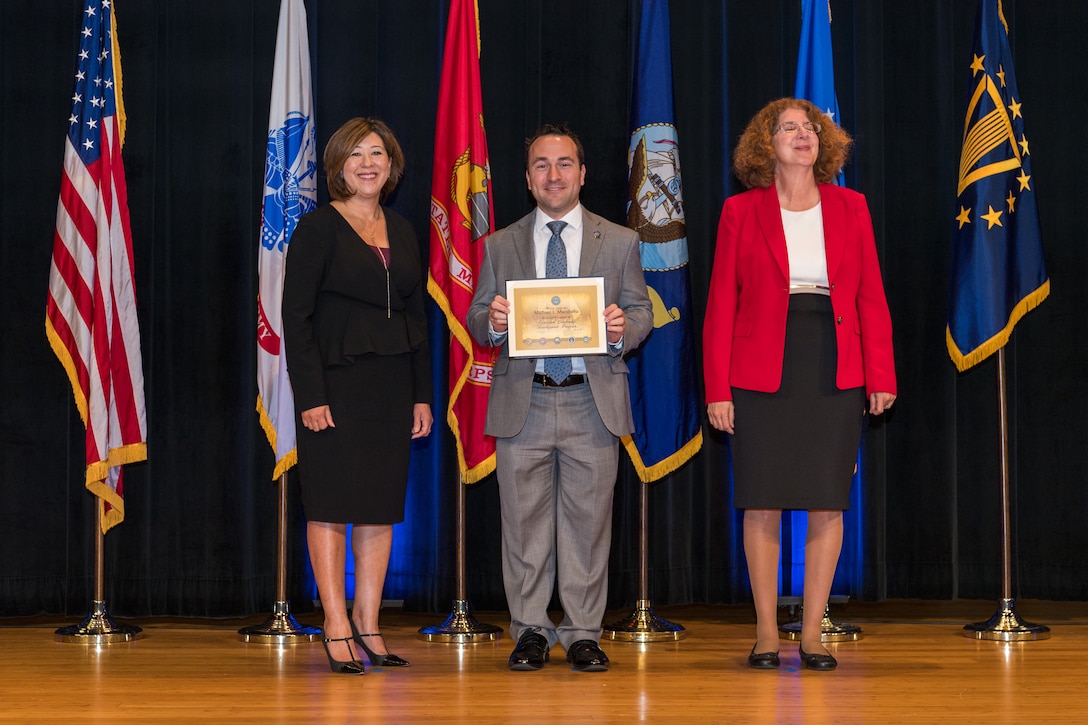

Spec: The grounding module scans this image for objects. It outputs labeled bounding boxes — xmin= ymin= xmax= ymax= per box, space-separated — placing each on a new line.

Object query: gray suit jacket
xmin=467 ymin=208 xmax=652 ymax=438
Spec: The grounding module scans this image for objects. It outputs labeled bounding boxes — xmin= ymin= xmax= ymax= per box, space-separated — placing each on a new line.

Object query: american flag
xmin=46 ymin=0 xmax=147 ymax=534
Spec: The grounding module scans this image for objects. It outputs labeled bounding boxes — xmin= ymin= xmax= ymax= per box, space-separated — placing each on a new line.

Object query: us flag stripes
xmin=46 ymin=0 xmax=147 ymax=533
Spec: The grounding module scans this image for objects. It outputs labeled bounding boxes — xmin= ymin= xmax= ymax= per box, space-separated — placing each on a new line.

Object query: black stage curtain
xmin=3 ymin=0 xmax=1086 ymax=617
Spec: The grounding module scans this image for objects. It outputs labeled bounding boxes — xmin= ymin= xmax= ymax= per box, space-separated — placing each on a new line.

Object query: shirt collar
xmin=534 ymin=204 xmax=583 ymax=234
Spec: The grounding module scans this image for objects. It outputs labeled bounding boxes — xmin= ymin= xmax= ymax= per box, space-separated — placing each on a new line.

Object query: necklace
xmin=373 ymin=244 xmax=390 ymax=319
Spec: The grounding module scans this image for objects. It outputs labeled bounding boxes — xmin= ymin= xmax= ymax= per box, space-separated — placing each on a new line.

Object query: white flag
xmin=256 ymin=0 xmax=316 ymax=479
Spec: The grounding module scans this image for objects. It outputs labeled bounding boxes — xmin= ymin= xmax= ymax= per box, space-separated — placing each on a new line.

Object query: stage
xmin=2 ymin=600 xmax=1082 ymax=723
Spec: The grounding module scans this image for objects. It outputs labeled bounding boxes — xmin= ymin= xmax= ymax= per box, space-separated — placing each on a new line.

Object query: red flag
xmin=46 ymin=1 xmax=147 ymax=533
xmin=427 ymin=0 xmax=496 ymax=483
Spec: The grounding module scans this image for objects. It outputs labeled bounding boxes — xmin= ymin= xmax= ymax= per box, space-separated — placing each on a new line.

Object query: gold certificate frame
xmin=506 ymin=277 xmax=607 ymax=358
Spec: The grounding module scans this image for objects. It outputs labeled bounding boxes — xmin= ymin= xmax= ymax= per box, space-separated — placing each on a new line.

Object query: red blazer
xmin=703 ymin=184 xmax=896 ymax=403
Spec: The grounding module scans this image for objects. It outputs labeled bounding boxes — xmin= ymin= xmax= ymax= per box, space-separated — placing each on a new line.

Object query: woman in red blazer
xmin=703 ymin=99 xmax=896 ymax=671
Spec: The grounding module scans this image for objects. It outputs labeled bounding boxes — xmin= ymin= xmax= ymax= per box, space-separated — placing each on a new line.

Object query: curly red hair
xmin=732 ymin=98 xmax=852 ymax=189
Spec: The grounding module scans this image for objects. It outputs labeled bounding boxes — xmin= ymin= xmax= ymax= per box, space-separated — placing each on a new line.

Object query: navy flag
xmin=622 ymin=0 xmax=702 ymax=482
xmin=947 ymin=0 xmax=1048 ymax=371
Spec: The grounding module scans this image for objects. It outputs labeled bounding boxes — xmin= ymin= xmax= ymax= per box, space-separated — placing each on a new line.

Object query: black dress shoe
xmin=747 ymin=645 xmax=780 ymax=669
xmin=566 ymin=639 xmax=610 ymax=672
xmin=798 ymin=646 xmax=838 ymax=671
xmin=508 ymin=632 xmax=550 ymax=671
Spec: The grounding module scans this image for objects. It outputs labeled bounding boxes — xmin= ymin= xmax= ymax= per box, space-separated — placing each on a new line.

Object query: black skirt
xmin=730 ymin=294 xmax=865 ymax=510
xmin=295 ymin=352 xmax=413 ymax=524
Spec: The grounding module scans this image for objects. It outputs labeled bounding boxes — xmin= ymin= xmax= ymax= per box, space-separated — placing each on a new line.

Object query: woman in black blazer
xmin=282 ymin=118 xmax=432 ymax=675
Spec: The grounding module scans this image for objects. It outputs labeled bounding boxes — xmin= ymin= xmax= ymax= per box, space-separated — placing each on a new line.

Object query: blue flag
xmin=794 ymin=0 xmax=844 ymax=186
xmin=947 ymin=0 xmax=1049 ymax=371
xmin=622 ymin=0 xmax=702 ymax=482
xmin=789 ymin=1 xmax=856 ymax=596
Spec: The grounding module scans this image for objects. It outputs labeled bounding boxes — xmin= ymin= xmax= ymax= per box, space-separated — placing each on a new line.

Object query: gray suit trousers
xmin=496 ymin=381 xmax=618 ymax=650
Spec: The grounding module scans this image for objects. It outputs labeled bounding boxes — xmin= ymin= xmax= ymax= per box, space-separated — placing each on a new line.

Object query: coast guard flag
xmin=794 ymin=0 xmax=844 ymax=186
xmin=623 ymin=0 xmax=702 ymax=482
xmin=427 ymin=0 xmax=497 ymax=483
xmin=46 ymin=0 xmax=147 ymax=533
xmin=947 ymin=0 xmax=1049 ymax=371
xmin=257 ymin=0 xmax=317 ymax=479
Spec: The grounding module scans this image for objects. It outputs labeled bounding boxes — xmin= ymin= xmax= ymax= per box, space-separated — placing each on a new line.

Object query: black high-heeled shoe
xmin=321 ymin=637 xmax=366 ymax=675
xmin=350 ymin=619 xmax=409 ymax=667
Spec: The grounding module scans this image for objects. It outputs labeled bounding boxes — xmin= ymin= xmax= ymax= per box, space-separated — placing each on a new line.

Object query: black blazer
xmin=282 ymin=204 xmax=431 ymax=412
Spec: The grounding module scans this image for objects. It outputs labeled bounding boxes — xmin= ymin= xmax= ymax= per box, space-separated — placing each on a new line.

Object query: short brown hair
xmin=732 ymin=98 xmax=852 ymax=189
xmin=323 ymin=117 xmax=405 ymax=201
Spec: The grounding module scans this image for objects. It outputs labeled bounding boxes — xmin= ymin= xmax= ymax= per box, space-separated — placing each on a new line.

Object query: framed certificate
xmin=506 ymin=277 xmax=607 ymax=358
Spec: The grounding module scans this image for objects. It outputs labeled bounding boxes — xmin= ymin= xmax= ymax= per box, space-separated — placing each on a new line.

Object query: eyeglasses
xmin=774 ymin=121 xmax=821 ymax=135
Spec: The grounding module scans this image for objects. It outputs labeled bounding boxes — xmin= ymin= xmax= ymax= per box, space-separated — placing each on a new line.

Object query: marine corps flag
xmin=47 ymin=0 xmax=147 ymax=533
xmin=622 ymin=0 xmax=702 ymax=482
xmin=256 ymin=0 xmax=317 ymax=479
xmin=428 ymin=0 xmax=497 ymax=483
xmin=947 ymin=0 xmax=1048 ymax=371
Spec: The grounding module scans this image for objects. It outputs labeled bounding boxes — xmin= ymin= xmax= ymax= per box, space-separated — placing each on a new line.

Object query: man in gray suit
xmin=467 ymin=123 xmax=652 ymax=672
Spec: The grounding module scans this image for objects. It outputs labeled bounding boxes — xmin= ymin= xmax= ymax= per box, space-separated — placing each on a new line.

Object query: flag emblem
xmin=627 ymin=124 xmax=687 ymax=273
xmin=261 ymin=111 xmax=317 ymax=254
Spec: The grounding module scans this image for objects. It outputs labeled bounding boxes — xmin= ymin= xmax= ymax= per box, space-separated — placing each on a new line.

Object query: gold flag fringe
xmin=622 ymin=430 xmax=704 ymax=484
xmin=947 ymin=279 xmax=1050 ymax=372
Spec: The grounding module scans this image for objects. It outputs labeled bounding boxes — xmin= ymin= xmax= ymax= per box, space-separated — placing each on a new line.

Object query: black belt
xmin=533 ymin=373 xmax=586 ymax=388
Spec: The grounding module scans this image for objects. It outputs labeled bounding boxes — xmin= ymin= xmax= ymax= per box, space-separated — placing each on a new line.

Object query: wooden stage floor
xmin=2 ymin=599 xmax=1085 ymax=723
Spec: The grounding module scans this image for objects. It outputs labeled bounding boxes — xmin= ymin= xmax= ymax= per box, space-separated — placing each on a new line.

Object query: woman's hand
xmin=869 ymin=392 xmax=896 ymax=416
xmin=707 ymin=400 xmax=735 ymax=434
xmin=301 ymin=405 xmax=335 ymax=432
xmin=411 ymin=403 xmax=434 ymax=439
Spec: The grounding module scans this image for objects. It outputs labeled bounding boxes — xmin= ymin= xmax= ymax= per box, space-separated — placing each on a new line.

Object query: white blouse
xmin=781 ymin=203 xmax=829 ymax=292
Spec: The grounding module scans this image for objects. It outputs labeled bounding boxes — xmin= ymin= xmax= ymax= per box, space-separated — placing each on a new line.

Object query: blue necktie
xmin=543 ymin=220 xmax=572 ymax=383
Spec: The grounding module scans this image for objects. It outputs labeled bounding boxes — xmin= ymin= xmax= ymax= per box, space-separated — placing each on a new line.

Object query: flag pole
xmin=239 ymin=473 xmax=322 ymax=643
xmin=419 ymin=473 xmax=502 ymax=642
xmin=963 ymin=349 xmax=1049 ymax=641
xmin=55 ymin=505 xmax=141 ymax=643
xmin=604 ymin=480 xmax=685 ymax=641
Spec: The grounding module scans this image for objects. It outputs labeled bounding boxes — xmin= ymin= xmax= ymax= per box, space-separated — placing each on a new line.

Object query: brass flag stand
xmin=56 ymin=506 xmax=141 ymax=644
xmin=779 ymin=600 xmax=862 ymax=642
xmin=962 ymin=350 xmax=1049 ymax=641
xmin=605 ymin=482 xmax=685 ymax=642
xmin=419 ymin=474 xmax=502 ymax=643
xmin=239 ymin=474 xmax=321 ymax=644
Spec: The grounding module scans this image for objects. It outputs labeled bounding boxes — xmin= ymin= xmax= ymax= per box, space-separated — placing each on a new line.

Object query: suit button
xmin=837 ymin=316 xmax=843 ymax=324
